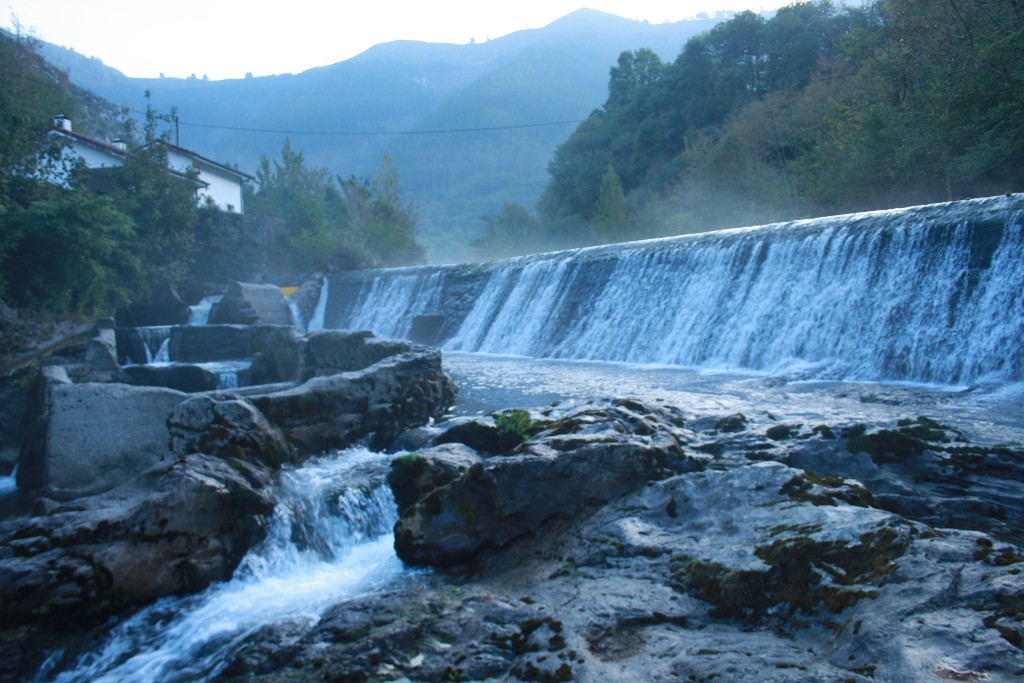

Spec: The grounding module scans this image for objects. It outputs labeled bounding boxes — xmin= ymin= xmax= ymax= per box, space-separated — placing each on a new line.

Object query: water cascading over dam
xmin=323 ymin=196 xmax=1024 ymax=386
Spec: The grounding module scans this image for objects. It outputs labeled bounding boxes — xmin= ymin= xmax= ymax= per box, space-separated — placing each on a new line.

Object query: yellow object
xmin=280 ymin=287 xmax=298 ymax=297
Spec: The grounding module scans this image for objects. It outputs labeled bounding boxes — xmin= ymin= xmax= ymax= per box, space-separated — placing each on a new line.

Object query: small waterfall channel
xmin=187 ymin=295 xmax=223 ymax=326
xmin=36 ymin=449 xmax=406 ymax=683
xmin=124 ymin=295 xmax=247 ymax=389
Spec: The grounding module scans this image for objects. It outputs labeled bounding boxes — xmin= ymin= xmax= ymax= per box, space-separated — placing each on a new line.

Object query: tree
xmin=0 ymin=28 xmax=76 ymax=212
xmin=248 ymin=142 xmax=424 ymax=271
xmin=1 ymin=191 xmax=138 ymax=314
xmin=471 ymin=203 xmax=542 ymax=259
xmin=348 ymin=154 xmax=424 ymax=267
xmin=109 ymin=100 xmax=200 ymax=294
xmin=593 ymin=165 xmax=630 ymax=243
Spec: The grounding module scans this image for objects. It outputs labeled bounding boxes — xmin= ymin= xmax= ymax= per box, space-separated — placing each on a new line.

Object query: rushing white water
xmin=136 ymin=326 xmax=173 ymax=365
xmin=187 ymin=295 xmax=223 ymax=326
xmin=0 ymin=465 xmax=16 ymax=495
xmin=189 ymin=360 xmax=251 ymax=390
xmin=42 ymin=449 xmax=405 ymax=683
xmin=330 ymin=196 xmax=1024 ymax=386
xmin=287 ymin=297 xmax=306 ymax=332
xmin=345 ymin=271 xmax=445 ymax=334
xmin=307 ymin=277 xmax=329 ymax=332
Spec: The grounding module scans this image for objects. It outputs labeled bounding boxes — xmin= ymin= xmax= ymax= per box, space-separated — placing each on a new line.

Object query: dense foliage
xmin=246 ymin=142 xmax=424 ymax=271
xmin=531 ymin=0 xmax=1024 ymax=248
xmin=0 ymin=31 xmax=424 ymax=318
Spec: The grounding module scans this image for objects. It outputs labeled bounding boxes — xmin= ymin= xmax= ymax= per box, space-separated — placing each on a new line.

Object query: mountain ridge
xmin=36 ymin=8 xmax=730 ymax=261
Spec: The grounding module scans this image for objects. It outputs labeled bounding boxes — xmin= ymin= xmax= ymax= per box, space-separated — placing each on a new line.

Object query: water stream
xmin=187 ymin=296 xmax=223 ymax=326
xmin=307 ymin=277 xmax=329 ymax=332
xmin=37 ymin=449 xmax=406 ymax=683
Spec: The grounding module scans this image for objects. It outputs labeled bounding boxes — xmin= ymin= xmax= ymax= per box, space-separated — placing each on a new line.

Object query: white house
xmin=48 ymin=115 xmax=253 ymax=213
xmin=160 ymin=142 xmax=253 ymax=213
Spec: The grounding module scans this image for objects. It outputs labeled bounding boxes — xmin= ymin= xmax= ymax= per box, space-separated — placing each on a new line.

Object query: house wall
xmin=67 ymin=143 xmax=123 ymax=169
xmin=166 ymin=149 xmax=244 ymax=213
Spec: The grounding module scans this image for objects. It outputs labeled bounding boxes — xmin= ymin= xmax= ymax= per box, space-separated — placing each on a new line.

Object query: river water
xmin=444 ymin=353 xmax=1024 ymax=445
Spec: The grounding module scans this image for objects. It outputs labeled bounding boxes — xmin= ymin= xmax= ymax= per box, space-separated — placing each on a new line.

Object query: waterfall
xmin=137 ymin=326 xmax=172 ymax=364
xmin=329 ymin=196 xmax=1024 ymax=386
xmin=187 ymin=295 xmax=223 ymax=326
xmin=40 ymin=449 xmax=405 ymax=683
xmin=345 ymin=271 xmax=445 ymax=338
xmin=0 ymin=465 xmax=16 ymax=495
xmin=307 ymin=277 xmax=329 ymax=331
xmin=287 ymin=297 xmax=306 ymax=332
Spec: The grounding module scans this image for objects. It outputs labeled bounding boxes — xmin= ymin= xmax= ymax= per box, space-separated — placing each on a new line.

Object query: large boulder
xmin=167 ymin=394 xmax=294 ymax=468
xmin=388 ymin=443 xmax=483 ymax=514
xmin=0 ymin=453 xmax=274 ymax=627
xmin=249 ymin=325 xmax=303 ymax=385
xmin=300 ymin=330 xmax=416 ymax=380
xmin=393 ymin=400 xmax=709 ymax=566
xmin=83 ymin=328 xmax=117 ymax=372
xmin=209 ymin=281 xmax=291 ymax=326
xmin=20 ymin=380 xmax=186 ymax=499
xmin=254 ymin=349 xmax=458 ymax=454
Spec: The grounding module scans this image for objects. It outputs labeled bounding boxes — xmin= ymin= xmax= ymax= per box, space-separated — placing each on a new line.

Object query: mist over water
xmin=328 ymin=196 xmax=1024 ymax=387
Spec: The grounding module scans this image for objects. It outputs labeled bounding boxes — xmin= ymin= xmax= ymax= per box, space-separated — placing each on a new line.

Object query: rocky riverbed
xmin=2 ymin=341 xmax=1022 ymax=682
xmin=219 ymin=391 xmax=1024 ymax=683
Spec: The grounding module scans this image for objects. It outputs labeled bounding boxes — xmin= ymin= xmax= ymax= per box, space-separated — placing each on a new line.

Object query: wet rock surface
xmin=208 ymin=281 xmax=292 ymax=326
xmin=254 ymin=349 xmax=458 ymax=454
xmin=396 ymin=401 xmax=709 ymax=566
xmin=0 ymin=326 xmax=460 ymax=681
xmin=229 ymin=399 xmax=1024 ymax=683
xmin=0 ymin=453 xmax=275 ymax=679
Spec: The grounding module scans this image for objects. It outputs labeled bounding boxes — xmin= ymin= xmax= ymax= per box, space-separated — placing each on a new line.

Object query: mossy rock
xmin=388 ymin=453 xmax=431 ymax=513
xmin=845 ymin=417 xmax=955 ymax=464
xmin=715 ymin=413 xmax=748 ymax=433
xmin=766 ymin=424 xmax=799 ymax=441
xmin=780 ymin=472 xmax=875 ymax=508
xmin=671 ymin=524 xmax=906 ymax=617
xmin=437 ymin=411 xmax=543 ymax=455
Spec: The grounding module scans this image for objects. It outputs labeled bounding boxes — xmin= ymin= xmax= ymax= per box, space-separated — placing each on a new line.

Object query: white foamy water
xmin=187 ymin=295 xmax=223 ymax=326
xmin=331 ymin=196 xmax=1024 ymax=386
xmin=306 ymin=277 xmax=329 ymax=332
xmin=40 ymin=449 xmax=405 ymax=683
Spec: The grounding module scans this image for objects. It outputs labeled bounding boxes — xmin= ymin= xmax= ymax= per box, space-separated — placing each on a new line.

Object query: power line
xmin=176 ymin=118 xmax=587 ymax=136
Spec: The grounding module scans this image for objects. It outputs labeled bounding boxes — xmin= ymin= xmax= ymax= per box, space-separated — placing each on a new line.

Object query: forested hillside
xmin=38 ymin=9 xmax=724 ymax=262
xmin=518 ymin=0 xmax=1023 ymax=255
xmin=0 ymin=30 xmax=423 ymax=331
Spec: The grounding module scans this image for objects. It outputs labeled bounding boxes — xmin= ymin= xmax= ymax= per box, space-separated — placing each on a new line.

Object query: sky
xmin=3 ymin=0 xmax=791 ymax=80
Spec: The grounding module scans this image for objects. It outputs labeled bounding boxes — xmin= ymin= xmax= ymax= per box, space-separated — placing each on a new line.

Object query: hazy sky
xmin=3 ymin=0 xmax=790 ymax=80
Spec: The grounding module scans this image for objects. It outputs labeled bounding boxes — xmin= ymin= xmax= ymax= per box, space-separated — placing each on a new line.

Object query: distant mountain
xmin=38 ymin=9 xmax=727 ymax=262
